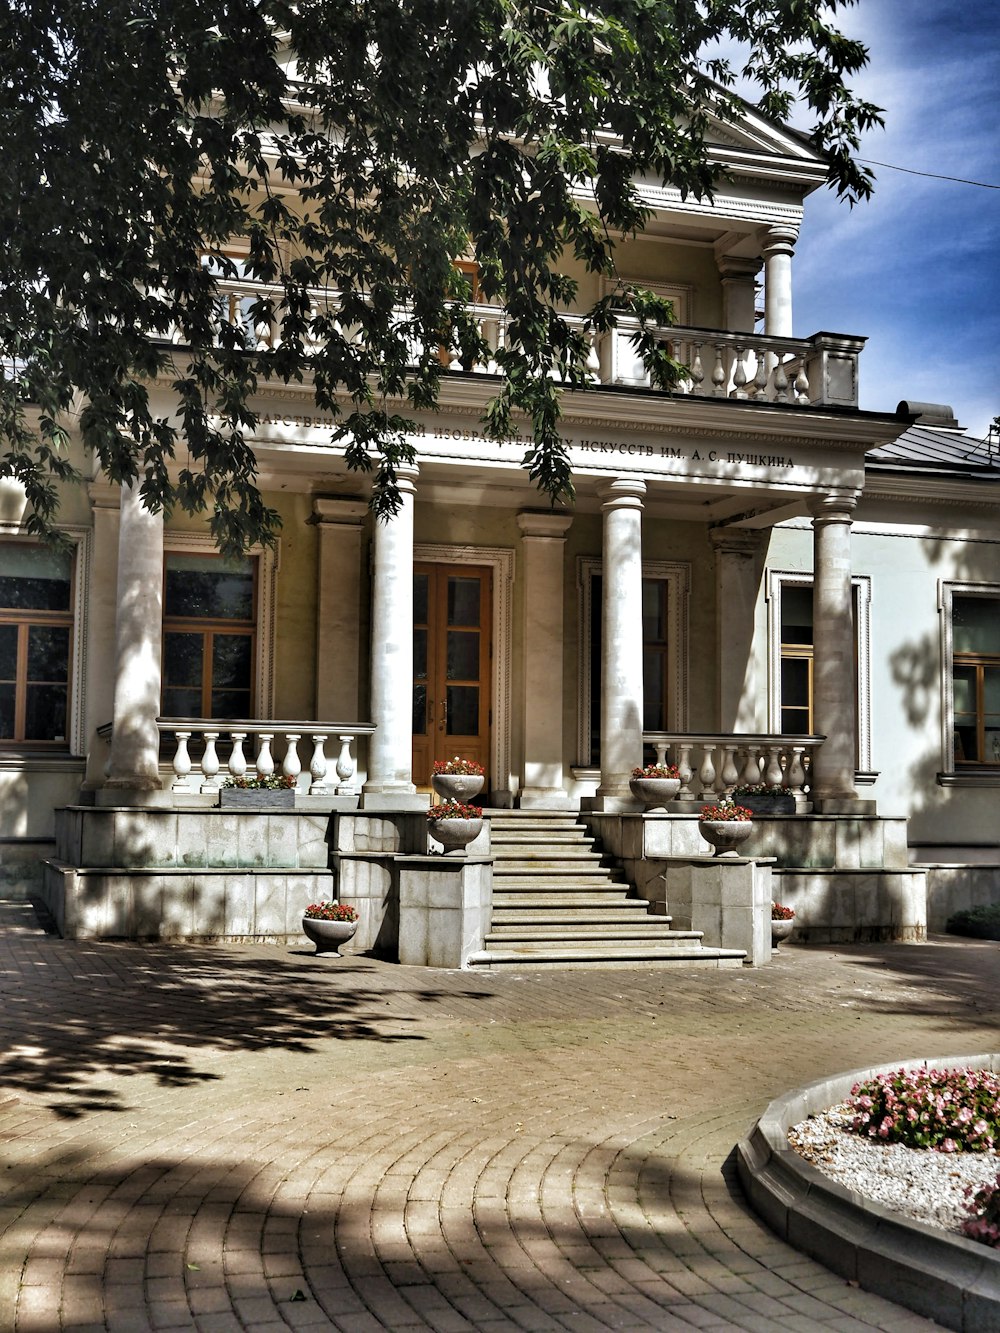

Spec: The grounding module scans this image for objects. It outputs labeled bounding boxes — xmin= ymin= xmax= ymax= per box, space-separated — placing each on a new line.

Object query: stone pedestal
xmin=517 ymin=511 xmax=575 ymax=808
xmin=397 ymin=855 xmax=493 ymax=968
xmin=594 ymin=478 xmax=645 ymax=811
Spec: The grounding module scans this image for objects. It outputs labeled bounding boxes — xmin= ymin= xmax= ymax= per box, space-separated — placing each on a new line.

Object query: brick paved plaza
xmin=1 ymin=900 xmax=998 ymax=1331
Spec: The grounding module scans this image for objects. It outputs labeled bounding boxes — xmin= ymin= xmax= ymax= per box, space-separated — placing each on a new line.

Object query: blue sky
xmin=791 ymin=0 xmax=1000 ymax=438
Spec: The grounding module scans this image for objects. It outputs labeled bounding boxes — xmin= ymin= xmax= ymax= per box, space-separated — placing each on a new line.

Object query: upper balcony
xmin=188 ymin=280 xmax=865 ymax=412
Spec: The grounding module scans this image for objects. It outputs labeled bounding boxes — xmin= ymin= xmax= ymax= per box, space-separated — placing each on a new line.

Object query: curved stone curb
xmin=736 ymin=1053 xmax=1000 ymax=1332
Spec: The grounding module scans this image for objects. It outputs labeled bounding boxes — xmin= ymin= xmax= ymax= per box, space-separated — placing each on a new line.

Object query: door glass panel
xmin=781 ymin=657 xmax=810 ymax=708
xmin=447 ymin=577 xmax=480 ymax=627
xmin=212 ymin=634 xmax=252 ymax=688
xmin=25 ymin=685 xmax=67 ymax=740
xmin=165 ymin=554 xmax=254 ymax=620
xmin=0 ymin=683 xmax=14 ymax=737
xmin=0 ymin=624 xmax=16 ymax=679
xmin=413 ymin=574 xmax=429 ymax=626
xmin=952 ymin=665 xmax=975 ymax=716
xmin=162 ymin=687 xmax=203 ymax=717
xmin=953 ymin=596 xmax=1000 ymax=655
xmin=27 ymin=625 xmax=70 ymax=681
xmin=413 ymin=628 xmax=427 ymax=680
xmin=642 ymin=579 xmax=665 ymax=641
xmin=210 ymin=689 xmax=251 ymax=718
xmin=643 ymin=649 xmax=665 ymax=730
xmin=446 ymin=685 xmax=479 ymax=735
xmin=412 ymin=684 xmax=427 ymax=735
xmin=446 ymin=630 xmax=479 ymax=681
xmin=164 ymin=633 xmax=204 ymax=689
xmin=781 ymin=586 xmax=813 ymax=646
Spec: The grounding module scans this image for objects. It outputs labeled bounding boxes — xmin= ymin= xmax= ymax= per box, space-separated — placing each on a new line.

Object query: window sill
xmin=937 ymin=769 xmax=1000 ymax=788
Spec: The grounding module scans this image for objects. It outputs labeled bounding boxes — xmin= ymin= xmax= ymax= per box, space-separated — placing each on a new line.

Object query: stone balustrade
xmin=191 ymin=281 xmax=862 ymax=410
xmin=642 ymin=732 xmax=824 ymax=805
xmin=155 ymin=720 xmax=375 ymax=796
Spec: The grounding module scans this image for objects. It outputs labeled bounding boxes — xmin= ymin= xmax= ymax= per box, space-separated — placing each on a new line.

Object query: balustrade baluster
xmin=282 ymin=734 xmax=302 ymax=785
xmin=739 ymin=746 xmax=761 ymax=788
xmin=336 ymin=735 xmax=357 ymax=793
xmin=764 ymin=745 xmax=784 ymax=788
xmin=201 ymin=731 xmax=221 ymax=791
xmin=711 ymin=345 xmax=727 ymax=396
xmin=720 ymin=744 xmax=740 ymax=792
xmin=585 ymin=332 xmax=601 ymax=382
xmin=773 ymin=358 xmax=790 ymax=403
xmin=688 ymin=344 xmax=705 ymax=395
xmin=752 ymin=350 xmax=770 ymax=400
xmin=794 ymin=363 xmax=810 ymax=404
xmin=654 ymin=741 xmax=668 ymax=766
xmin=308 ymin=734 xmax=329 ymax=794
xmin=228 ymin=732 xmax=248 ymax=780
xmin=675 ymin=744 xmax=695 ymax=800
xmin=698 ymin=744 xmax=718 ymax=799
xmin=788 ymin=745 xmax=807 ymax=799
xmin=731 ymin=347 xmax=749 ymax=399
xmin=171 ymin=732 xmax=194 ymax=791
xmin=255 ymin=734 xmax=275 ymax=779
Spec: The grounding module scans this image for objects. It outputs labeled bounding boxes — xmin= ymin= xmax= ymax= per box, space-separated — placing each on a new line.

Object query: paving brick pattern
xmin=2 ymin=898 xmax=998 ymax=1331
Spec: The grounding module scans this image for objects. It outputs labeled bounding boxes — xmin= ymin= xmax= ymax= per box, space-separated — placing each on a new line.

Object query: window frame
xmin=766 ymin=569 xmax=872 ymax=776
xmin=0 ymin=531 xmax=89 ymax=754
xmin=577 ymin=556 xmax=690 ymax=766
xmin=161 ymin=534 xmax=277 ymax=723
xmin=938 ymin=581 xmax=1000 ymax=783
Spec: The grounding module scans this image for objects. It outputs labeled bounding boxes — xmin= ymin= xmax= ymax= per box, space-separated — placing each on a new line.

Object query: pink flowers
xmin=846 ymin=1066 xmax=1000 ymax=1153
xmin=631 ymin=763 xmax=680 ymax=779
xmin=431 ymin=756 xmax=485 ymax=776
xmin=427 ymin=799 xmax=483 ymax=820
xmin=303 ymin=901 xmax=358 ymax=922
xmin=963 ymin=1174 xmax=1000 ymax=1248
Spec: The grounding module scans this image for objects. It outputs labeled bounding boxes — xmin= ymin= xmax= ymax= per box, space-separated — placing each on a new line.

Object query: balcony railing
xmin=190 ymin=281 xmax=862 ymax=410
xmin=642 ymin=732 xmax=825 ymax=805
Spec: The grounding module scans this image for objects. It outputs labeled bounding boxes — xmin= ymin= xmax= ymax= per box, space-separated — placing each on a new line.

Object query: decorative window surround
xmin=162 ymin=532 xmax=277 ymax=721
xmin=938 ymin=580 xmax=1000 ymax=785
xmin=576 ymin=556 xmax=690 ymax=766
xmin=765 ymin=569 xmax=872 ymax=775
xmin=0 ymin=528 xmax=91 ymax=757
xmin=413 ymin=543 xmax=514 ymax=798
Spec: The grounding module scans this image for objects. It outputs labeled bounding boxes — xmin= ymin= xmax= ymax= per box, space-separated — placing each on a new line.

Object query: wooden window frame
xmin=942 ymin=586 xmax=1000 ymax=771
xmin=0 ymin=544 xmax=77 ymax=749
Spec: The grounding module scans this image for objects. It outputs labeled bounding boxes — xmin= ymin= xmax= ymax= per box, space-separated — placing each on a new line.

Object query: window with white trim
xmin=767 ymin=571 xmax=872 ymax=772
xmin=161 ymin=553 xmax=257 ymax=720
xmin=941 ymin=584 xmax=1000 ymax=769
xmin=577 ymin=557 xmax=689 ymax=766
xmin=0 ymin=544 xmax=74 ymax=745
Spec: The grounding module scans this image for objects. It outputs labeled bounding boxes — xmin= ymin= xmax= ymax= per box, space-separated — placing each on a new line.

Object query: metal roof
xmin=867 ymin=421 xmax=1000 ymax=478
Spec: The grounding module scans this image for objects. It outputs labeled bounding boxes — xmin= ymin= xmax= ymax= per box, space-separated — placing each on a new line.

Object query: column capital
xmin=716 ymin=254 xmax=763 ymax=282
xmin=761 ymin=224 xmax=799 ymax=257
xmin=600 ymin=477 xmax=646 ymax=511
xmin=809 ymin=492 xmax=859 ymax=523
xmin=709 ymin=525 xmax=765 ymax=557
xmin=311 ymin=495 xmax=368 ymax=526
xmin=517 ymin=510 xmax=573 ymax=540
xmin=87 ymin=481 xmax=122 ymax=511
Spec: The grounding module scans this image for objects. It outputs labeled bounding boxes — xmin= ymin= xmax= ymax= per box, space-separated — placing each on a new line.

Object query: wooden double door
xmin=412 ymin=563 xmax=491 ymax=789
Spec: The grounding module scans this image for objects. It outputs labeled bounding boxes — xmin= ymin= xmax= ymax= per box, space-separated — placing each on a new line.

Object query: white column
xmin=762 ymin=226 xmax=798 ymax=338
xmin=361 ymin=464 xmax=423 ymax=808
xmin=102 ymin=481 xmax=164 ymax=799
xmin=717 ymin=255 xmax=762 ymax=334
xmin=81 ymin=483 xmax=120 ymax=790
xmin=313 ymin=496 xmax=367 ymax=723
xmin=595 ymin=478 xmax=645 ymax=811
xmin=517 ymin=511 xmax=574 ymax=809
xmin=810 ymin=494 xmax=863 ymax=808
xmin=710 ymin=526 xmax=766 ymax=732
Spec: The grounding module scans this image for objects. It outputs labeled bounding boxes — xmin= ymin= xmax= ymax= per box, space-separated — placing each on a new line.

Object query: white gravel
xmin=789 ymin=1102 xmax=1000 ymax=1237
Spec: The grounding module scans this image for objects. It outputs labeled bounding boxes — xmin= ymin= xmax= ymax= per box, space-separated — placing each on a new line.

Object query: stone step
xmin=490 ymin=845 xmax=602 ymax=860
xmin=487 ymin=924 xmax=692 ymax=942
xmin=494 ymin=861 xmax=621 ymax=876
xmin=490 ymin=832 xmax=596 ymax=846
xmin=468 ymin=945 xmax=746 ymax=970
xmin=492 ymin=895 xmax=648 ymax=911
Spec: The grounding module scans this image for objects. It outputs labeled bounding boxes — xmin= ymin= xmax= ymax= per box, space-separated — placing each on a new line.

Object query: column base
xmin=812 ymin=797 xmax=878 ymax=815
xmin=518 ymin=788 xmax=577 ymax=811
xmin=360 ymin=787 xmax=427 ymax=812
xmin=96 ymin=785 xmax=173 ymax=808
xmin=591 ymin=792 xmax=643 ymax=813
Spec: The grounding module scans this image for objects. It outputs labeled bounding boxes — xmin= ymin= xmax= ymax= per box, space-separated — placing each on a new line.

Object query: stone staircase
xmin=468 ymin=810 xmax=745 ymax=969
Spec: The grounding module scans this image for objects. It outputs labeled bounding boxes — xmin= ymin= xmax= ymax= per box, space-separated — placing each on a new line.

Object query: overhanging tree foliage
xmin=0 ymin=0 xmax=882 ymax=554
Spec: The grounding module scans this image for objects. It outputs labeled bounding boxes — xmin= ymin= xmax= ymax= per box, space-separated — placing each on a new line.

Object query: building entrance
xmin=412 ymin=564 xmax=492 ymax=789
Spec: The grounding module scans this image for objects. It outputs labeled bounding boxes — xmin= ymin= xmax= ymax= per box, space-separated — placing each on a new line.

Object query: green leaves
xmin=1 ymin=0 xmax=881 ymax=550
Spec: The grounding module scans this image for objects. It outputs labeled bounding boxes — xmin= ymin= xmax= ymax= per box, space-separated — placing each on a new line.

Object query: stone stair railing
xmin=156 ymin=719 xmax=375 ymax=796
xmin=642 ymin=732 xmax=825 ymax=805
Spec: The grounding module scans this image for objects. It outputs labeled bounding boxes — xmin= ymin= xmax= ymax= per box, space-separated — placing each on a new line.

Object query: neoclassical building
xmin=3 ymin=104 xmax=998 ymax=964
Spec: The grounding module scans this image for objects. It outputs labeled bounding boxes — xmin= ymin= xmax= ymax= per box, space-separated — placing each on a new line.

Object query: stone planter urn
xmin=428 ymin=815 xmax=484 ymax=853
xmin=301 ymin=917 xmax=358 ymax=955
xmin=770 ymin=917 xmax=795 ymax=949
xmin=432 ymin=772 xmax=485 ymax=803
xmin=698 ymin=819 xmax=754 ymax=857
xmin=629 ymin=777 xmax=681 ymax=809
